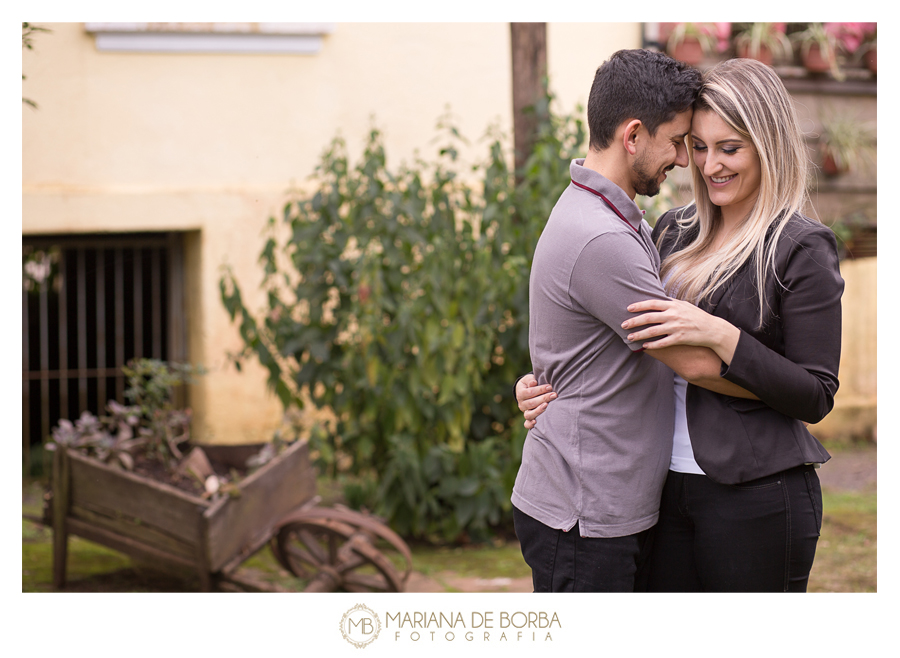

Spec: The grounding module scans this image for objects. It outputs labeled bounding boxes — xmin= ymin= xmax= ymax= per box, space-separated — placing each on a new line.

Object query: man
xmin=511 ymin=49 xmax=745 ymax=592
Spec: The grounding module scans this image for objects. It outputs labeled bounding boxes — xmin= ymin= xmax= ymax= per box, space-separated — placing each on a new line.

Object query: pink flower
xmin=714 ymin=22 xmax=732 ymax=53
xmin=826 ymin=22 xmax=876 ymax=53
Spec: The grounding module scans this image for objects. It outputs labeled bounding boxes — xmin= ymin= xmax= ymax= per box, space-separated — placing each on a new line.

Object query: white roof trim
xmin=84 ymin=23 xmax=336 ymax=35
xmin=84 ymin=22 xmax=335 ymax=54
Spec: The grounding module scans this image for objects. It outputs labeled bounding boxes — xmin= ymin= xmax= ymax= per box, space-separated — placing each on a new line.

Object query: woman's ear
xmin=622 ymin=119 xmax=642 ymax=156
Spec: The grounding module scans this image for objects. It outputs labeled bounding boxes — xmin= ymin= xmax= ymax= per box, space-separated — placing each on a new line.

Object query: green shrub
xmin=220 ymin=94 xmax=673 ymax=542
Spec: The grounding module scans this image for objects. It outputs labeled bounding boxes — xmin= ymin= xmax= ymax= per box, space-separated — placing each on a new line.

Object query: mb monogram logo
xmin=340 ymin=604 xmax=382 ymax=648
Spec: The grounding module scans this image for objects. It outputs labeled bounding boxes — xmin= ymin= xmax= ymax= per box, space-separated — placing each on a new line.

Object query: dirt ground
xmin=24 ymin=445 xmax=875 ymax=594
xmin=815 ymin=444 xmax=877 ymax=492
xmin=406 ymin=444 xmax=878 ymax=593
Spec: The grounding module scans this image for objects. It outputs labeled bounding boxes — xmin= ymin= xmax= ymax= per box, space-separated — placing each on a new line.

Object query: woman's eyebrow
xmin=691 ymin=135 xmax=744 ymax=145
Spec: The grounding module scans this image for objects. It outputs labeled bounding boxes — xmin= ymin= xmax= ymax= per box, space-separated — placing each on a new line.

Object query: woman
xmin=515 ymin=58 xmax=843 ymax=592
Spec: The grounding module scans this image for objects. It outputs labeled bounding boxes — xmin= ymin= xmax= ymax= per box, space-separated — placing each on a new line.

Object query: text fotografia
xmin=386 ymin=611 xmax=561 ymax=642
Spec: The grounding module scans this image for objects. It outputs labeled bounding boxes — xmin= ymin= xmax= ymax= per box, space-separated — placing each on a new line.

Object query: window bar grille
xmin=114 ymin=248 xmax=125 ymax=400
xmin=134 ymin=249 xmax=143 ymax=359
xmin=22 ymin=283 xmax=30 ymax=473
xmin=59 ymin=252 xmax=69 ymax=425
xmin=167 ymin=234 xmax=187 ymax=408
xmin=151 ymin=247 xmax=162 ymax=358
xmin=96 ymin=248 xmax=107 ymax=407
xmin=76 ymin=248 xmax=88 ymax=412
xmin=39 ymin=277 xmax=50 ymax=455
xmin=23 ymin=234 xmax=182 ymax=473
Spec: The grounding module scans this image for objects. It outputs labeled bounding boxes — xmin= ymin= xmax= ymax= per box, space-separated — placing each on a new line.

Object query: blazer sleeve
xmin=720 ymin=224 xmax=844 ymax=424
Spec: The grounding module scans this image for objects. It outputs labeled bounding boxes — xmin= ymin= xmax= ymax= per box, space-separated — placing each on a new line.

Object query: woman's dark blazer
xmin=652 ymin=208 xmax=844 ymax=485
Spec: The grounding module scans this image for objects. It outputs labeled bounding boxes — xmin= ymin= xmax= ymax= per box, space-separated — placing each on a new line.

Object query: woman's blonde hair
xmin=657 ymin=58 xmax=813 ymax=327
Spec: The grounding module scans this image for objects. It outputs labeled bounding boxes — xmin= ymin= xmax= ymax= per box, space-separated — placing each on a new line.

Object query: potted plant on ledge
xmin=818 ymin=110 xmax=876 ymax=177
xmin=859 ymin=30 xmax=876 ymax=74
xmin=733 ymin=23 xmax=791 ymax=66
xmin=665 ymin=23 xmax=718 ymax=66
xmin=792 ymin=23 xmax=845 ymax=80
xmin=831 ymin=211 xmax=877 ymax=260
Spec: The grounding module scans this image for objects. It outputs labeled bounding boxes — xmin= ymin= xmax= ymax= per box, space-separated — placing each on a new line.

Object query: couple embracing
xmin=511 ymin=49 xmax=843 ymax=593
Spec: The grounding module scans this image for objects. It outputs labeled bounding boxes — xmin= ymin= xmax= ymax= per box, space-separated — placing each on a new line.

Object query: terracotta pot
xmin=803 ymin=43 xmax=832 ymax=73
xmin=822 ymin=149 xmax=847 ymax=177
xmin=864 ymin=48 xmax=876 ymax=73
xmin=737 ymin=43 xmax=773 ymax=66
xmin=672 ymin=37 xmax=705 ymax=66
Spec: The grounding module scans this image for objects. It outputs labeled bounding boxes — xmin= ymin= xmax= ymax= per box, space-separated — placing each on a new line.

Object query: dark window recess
xmin=22 ymin=233 xmax=186 ymax=474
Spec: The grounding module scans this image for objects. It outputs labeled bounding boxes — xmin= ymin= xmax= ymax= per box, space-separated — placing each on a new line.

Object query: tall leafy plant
xmin=220 ymin=97 xmax=590 ymax=541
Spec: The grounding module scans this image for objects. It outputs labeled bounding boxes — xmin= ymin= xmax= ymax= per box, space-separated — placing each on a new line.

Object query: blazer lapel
xmin=700 ymin=265 xmax=747 ymax=317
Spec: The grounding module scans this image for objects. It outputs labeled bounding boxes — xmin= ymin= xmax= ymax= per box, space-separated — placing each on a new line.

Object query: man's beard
xmin=632 ymin=153 xmax=671 ymax=197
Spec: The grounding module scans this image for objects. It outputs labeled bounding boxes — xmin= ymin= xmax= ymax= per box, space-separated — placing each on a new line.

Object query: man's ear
xmin=622 ymin=119 xmax=642 ymax=156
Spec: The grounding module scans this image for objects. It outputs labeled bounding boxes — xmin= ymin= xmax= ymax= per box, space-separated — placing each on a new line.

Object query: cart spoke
xmin=296 ymin=529 xmax=329 ymax=565
xmin=283 ymin=541 xmax=322 ymax=570
xmin=327 ymin=532 xmax=340 ymax=564
xmin=342 ymin=572 xmax=393 ymax=592
xmin=272 ymin=508 xmax=412 ymax=592
xmin=335 ymin=553 xmax=368 ymax=574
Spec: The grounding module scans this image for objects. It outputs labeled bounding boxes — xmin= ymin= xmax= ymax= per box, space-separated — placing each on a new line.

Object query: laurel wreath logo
xmin=340 ymin=604 xmax=382 ymax=648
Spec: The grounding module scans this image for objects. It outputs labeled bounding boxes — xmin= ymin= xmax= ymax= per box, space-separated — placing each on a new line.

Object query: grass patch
xmin=22 ymin=528 xmax=200 ymax=592
xmin=408 ymin=541 xmax=530 ymax=580
xmin=808 ymin=489 xmax=877 ymax=593
xmin=819 ymin=437 xmax=871 ymax=452
xmin=22 ymin=467 xmax=876 ymax=593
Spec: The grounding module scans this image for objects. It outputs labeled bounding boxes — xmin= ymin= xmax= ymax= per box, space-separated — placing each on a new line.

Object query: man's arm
xmin=567 ymin=233 xmax=756 ymax=400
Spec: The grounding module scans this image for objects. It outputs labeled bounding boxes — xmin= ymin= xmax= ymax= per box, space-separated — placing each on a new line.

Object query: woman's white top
xmin=670 ymin=373 xmax=706 ymax=474
xmin=660 ymin=270 xmax=706 ymax=475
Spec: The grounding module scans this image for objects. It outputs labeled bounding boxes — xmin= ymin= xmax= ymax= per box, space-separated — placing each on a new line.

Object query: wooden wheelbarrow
xmin=41 ymin=439 xmax=412 ymax=592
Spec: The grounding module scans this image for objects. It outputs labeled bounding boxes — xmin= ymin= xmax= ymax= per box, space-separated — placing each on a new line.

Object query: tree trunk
xmin=510 ymin=23 xmax=548 ymax=185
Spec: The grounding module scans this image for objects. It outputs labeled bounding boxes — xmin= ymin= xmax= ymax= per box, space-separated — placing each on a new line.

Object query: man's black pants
xmin=513 ymin=506 xmax=654 ymax=592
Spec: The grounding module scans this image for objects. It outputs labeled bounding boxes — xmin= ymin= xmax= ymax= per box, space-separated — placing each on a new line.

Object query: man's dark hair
xmin=587 ymin=49 xmax=702 ymax=151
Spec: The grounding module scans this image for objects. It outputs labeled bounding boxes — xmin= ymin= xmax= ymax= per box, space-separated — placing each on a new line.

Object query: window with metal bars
xmin=22 ymin=232 xmax=187 ymax=475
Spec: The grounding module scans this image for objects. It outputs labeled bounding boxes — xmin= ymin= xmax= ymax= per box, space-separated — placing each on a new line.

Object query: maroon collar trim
xmin=571 ymin=180 xmax=639 ymax=233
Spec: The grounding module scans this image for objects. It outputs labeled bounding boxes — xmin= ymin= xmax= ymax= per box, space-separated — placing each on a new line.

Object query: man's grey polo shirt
xmin=511 ymin=159 xmax=675 ymax=538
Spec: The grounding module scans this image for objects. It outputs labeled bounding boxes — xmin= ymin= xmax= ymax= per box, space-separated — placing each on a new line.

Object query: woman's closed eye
xmin=692 ymin=144 xmax=741 ymax=155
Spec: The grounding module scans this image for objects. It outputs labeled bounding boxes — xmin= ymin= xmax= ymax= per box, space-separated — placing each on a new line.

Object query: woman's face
xmin=690 ymin=109 xmax=762 ymax=223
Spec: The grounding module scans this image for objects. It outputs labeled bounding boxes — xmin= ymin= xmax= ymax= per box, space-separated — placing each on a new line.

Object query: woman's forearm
xmin=706 ymin=316 xmax=741 ymax=366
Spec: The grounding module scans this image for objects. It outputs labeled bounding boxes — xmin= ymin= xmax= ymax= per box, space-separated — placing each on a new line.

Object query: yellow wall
xmin=808 ymin=257 xmax=878 ymax=443
xmin=26 ymin=23 xmax=872 ymax=447
xmin=23 ymin=22 xmax=641 ymax=444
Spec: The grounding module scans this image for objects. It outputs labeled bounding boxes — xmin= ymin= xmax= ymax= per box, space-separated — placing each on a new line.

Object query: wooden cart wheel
xmin=272 ymin=506 xmax=412 ymax=593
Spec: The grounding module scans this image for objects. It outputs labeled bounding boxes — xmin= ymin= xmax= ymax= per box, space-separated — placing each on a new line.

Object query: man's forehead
xmin=663 ymin=110 xmax=693 ymax=135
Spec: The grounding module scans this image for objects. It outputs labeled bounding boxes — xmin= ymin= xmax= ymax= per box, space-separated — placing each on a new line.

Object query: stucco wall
xmin=23 ymin=22 xmax=641 ymax=444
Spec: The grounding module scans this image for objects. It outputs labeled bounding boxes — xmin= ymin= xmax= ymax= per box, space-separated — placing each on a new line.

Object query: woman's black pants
xmin=647 ymin=464 xmax=823 ymax=592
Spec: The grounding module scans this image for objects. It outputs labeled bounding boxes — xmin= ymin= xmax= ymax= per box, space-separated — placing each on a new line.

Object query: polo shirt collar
xmin=570 ymin=158 xmax=644 ymax=231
